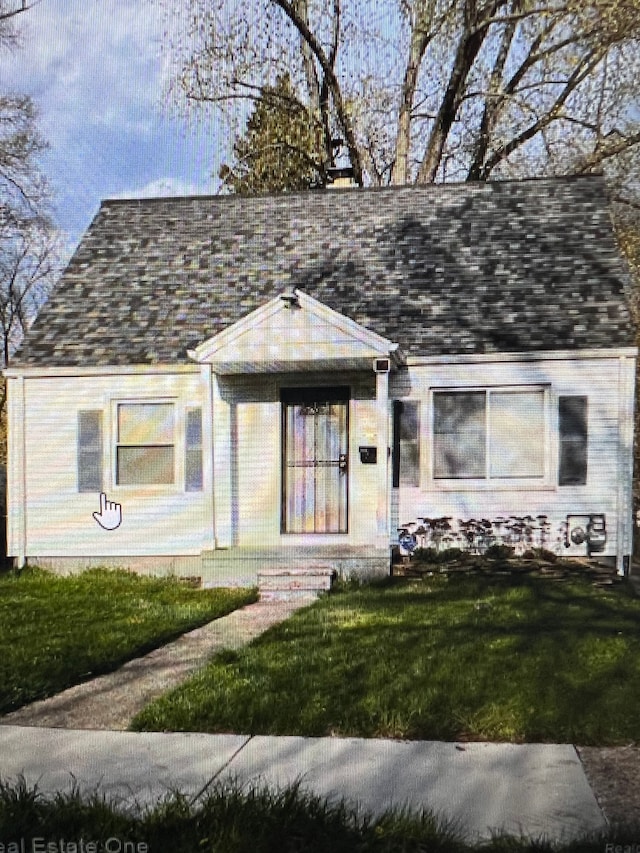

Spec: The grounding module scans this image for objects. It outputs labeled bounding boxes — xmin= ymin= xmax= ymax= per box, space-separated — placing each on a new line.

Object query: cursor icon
xmin=93 ymin=492 xmax=122 ymax=531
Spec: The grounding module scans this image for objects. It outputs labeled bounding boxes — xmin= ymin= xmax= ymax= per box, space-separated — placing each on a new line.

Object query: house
xmin=5 ymin=175 xmax=637 ymax=587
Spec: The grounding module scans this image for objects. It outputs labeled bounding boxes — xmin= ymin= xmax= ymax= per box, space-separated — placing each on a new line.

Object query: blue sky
xmin=1 ymin=0 xmax=226 ymax=251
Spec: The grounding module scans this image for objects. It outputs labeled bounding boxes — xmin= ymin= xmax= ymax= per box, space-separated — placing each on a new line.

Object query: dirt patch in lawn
xmin=578 ymin=745 xmax=640 ymax=828
xmin=393 ymin=552 xmax=627 ymax=591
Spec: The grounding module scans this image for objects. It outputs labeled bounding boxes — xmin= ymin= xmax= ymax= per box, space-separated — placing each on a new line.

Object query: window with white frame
xmin=116 ymin=403 xmax=175 ymax=485
xmin=433 ymin=388 xmax=545 ymax=480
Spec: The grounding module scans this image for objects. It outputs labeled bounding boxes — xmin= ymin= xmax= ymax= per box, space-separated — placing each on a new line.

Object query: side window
xmin=558 ymin=396 xmax=588 ymax=485
xmin=116 ymin=403 xmax=174 ymax=485
xmin=393 ymin=401 xmax=420 ymax=487
xmin=185 ymin=408 xmax=203 ymax=492
xmin=78 ymin=411 xmax=103 ymax=492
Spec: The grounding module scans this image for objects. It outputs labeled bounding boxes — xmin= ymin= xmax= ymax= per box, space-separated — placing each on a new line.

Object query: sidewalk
xmin=0 ymin=598 xmax=608 ymax=841
xmin=1 ymin=598 xmax=312 ymax=730
xmin=0 ymin=726 xmax=606 ymax=841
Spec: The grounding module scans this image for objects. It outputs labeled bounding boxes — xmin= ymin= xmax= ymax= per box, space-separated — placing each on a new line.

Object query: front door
xmin=282 ymin=388 xmax=349 ymax=533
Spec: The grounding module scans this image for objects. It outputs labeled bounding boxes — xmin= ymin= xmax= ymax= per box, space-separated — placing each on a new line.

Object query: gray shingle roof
xmin=13 ymin=174 xmax=636 ymax=366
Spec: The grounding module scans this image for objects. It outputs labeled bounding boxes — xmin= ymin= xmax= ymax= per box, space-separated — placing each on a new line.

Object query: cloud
xmin=110 ymin=175 xmax=216 ymax=200
xmin=0 ymin=0 xmax=225 ymax=242
xmin=4 ymin=0 xmax=167 ymax=144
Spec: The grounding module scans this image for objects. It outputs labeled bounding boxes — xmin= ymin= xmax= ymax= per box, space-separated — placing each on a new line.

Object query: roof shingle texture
xmin=14 ymin=175 xmax=636 ymax=366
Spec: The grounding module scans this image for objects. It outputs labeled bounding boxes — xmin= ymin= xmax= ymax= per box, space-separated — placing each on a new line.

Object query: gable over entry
xmin=188 ymin=290 xmax=403 ymax=551
xmin=188 ymin=289 xmax=403 ymax=374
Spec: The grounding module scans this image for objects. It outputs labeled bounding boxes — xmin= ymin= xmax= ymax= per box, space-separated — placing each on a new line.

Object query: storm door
xmin=282 ymin=388 xmax=349 ymax=533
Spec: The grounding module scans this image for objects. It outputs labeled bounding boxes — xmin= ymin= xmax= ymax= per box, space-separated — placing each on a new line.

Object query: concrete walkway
xmin=0 ymin=597 xmax=608 ymax=841
xmin=1 ymin=598 xmax=312 ymax=730
xmin=0 ymin=727 xmax=606 ymax=841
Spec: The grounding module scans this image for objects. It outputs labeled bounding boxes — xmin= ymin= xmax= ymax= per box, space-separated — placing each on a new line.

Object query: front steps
xmin=201 ymin=545 xmax=390 ymax=589
xmin=257 ymin=567 xmax=336 ymax=601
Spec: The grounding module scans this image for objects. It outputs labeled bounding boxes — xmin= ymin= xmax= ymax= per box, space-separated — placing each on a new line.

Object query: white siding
xmin=18 ymin=371 xmax=211 ymax=557
xmin=8 ymin=349 xmax=635 ymax=567
xmin=391 ymin=354 xmax=635 ymax=560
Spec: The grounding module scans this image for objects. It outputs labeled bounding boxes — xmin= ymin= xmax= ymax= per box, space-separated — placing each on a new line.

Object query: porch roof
xmin=188 ymin=289 xmax=402 ymax=373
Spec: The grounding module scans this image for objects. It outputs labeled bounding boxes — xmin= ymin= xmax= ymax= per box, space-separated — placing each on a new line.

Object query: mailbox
xmin=359 ymin=446 xmax=377 ymax=464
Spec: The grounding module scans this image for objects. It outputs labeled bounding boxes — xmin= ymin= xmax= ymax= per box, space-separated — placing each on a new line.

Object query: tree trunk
xmin=417 ymin=25 xmax=488 ymax=182
xmin=391 ymin=18 xmax=434 ymax=185
xmin=467 ymin=13 xmax=518 ymax=181
xmin=294 ymin=0 xmax=321 ymax=114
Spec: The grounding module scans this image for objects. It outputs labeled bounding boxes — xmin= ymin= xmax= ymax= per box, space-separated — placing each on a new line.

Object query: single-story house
xmin=5 ymin=174 xmax=637 ymax=586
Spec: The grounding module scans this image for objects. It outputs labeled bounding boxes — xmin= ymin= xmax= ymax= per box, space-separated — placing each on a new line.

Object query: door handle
xmin=338 ymin=453 xmax=348 ymax=472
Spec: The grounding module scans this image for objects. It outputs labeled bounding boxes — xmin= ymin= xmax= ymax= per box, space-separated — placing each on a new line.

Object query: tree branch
xmin=467 ymin=2 xmax=520 ymax=180
xmin=271 ymin=0 xmax=363 ymax=184
xmin=417 ymin=0 xmax=508 ymax=183
xmin=574 ymin=129 xmax=640 ymax=174
xmin=478 ymin=47 xmax=607 ymax=178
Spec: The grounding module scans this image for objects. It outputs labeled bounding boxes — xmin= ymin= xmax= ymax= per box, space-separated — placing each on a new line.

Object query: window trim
xmin=428 ymin=385 xmax=554 ymax=491
xmin=111 ymin=398 xmax=181 ymax=492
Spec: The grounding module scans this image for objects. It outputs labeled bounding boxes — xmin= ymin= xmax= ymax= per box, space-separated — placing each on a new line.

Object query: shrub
xmin=412 ymin=547 xmax=467 ymax=565
xmin=484 ymin=544 xmax=515 ymax=561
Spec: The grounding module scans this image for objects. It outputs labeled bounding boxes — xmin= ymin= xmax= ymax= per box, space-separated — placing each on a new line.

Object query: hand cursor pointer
xmin=93 ymin=492 xmax=122 ymax=530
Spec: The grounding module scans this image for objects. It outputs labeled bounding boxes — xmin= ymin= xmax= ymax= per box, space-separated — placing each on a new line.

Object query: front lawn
xmin=0 ymin=567 xmax=256 ymax=713
xmin=132 ymin=570 xmax=640 ymax=744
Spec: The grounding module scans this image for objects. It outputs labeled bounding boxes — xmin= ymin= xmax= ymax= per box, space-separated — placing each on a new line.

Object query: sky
xmin=0 ymin=0 xmax=226 ymax=252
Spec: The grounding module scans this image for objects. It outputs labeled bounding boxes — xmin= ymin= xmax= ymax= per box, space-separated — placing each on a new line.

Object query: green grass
xmin=133 ymin=573 xmax=640 ymax=745
xmin=0 ymin=567 xmax=256 ymax=713
xmin=0 ymin=777 xmax=633 ymax=853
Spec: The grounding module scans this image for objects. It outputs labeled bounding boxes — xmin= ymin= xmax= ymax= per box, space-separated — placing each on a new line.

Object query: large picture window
xmin=116 ymin=403 xmax=174 ymax=485
xmin=433 ymin=389 xmax=545 ymax=480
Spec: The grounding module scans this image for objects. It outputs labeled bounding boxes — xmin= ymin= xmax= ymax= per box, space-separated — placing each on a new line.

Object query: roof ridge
xmin=100 ymin=173 xmax=606 ymax=207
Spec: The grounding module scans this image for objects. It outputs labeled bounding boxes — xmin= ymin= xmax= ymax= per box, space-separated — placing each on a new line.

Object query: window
xmin=433 ymin=389 xmax=545 ymax=480
xmin=185 ymin=408 xmax=203 ymax=491
xmin=78 ymin=411 xmax=103 ymax=492
xmin=116 ymin=403 xmax=174 ymax=485
xmin=558 ymin=396 xmax=588 ymax=485
xmin=393 ymin=401 xmax=420 ymax=487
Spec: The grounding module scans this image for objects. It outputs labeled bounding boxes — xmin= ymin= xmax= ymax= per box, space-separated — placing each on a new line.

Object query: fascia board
xmin=3 ymin=364 xmax=201 ymax=378
xmin=190 ymin=296 xmax=284 ymax=361
xmin=294 ymin=290 xmax=397 ymax=352
xmin=406 ymin=347 xmax=638 ymax=366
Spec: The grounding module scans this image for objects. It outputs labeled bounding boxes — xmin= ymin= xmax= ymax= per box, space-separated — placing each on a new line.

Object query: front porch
xmin=189 ymin=289 xmax=404 ymax=587
xmin=201 ymin=544 xmax=391 ymax=593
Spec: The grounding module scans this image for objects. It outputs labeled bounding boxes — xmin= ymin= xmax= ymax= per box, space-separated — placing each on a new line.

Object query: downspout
xmin=20 ymin=376 xmax=26 ymax=567
xmin=375 ymin=360 xmax=390 ymax=549
xmin=10 ymin=375 xmax=27 ymax=568
xmin=617 ymin=354 xmax=635 ymax=576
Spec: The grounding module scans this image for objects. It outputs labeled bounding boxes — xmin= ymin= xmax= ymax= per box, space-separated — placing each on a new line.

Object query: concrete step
xmin=200 ymin=547 xmax=389 ymax=588
xmin=258 ymin=567 xmax=336 ymax=601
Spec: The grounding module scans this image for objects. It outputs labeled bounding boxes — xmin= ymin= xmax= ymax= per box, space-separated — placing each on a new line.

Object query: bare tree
xmin=0 ymin=1 xmax=56 ymax=469
xmin=0 ymin=221 xmax=57 ymax=365
xmin=161 ymin=0 xmax=640 ymax=196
